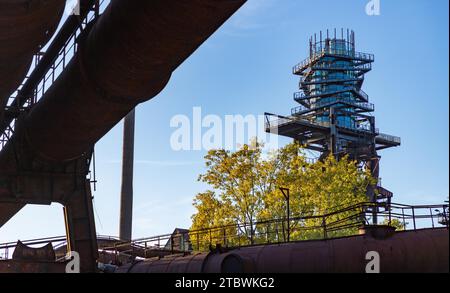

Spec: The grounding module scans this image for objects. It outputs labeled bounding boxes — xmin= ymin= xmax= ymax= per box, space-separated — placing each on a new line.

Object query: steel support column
xmin=0 ymin=147 xmax=99 ymax=272
xmin=64 ymin=180 xmax=98 ymax=273
xmin=329 ymin=107 xmax=338 ymax=158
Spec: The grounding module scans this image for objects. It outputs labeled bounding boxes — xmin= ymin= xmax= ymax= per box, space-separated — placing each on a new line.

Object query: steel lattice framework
xmin=265 ymin=29 xmax=401 ymax=206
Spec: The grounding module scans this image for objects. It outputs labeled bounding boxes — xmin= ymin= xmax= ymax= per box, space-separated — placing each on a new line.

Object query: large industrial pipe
xmin=0 ymin=0 xmax=246 ymax=166
xmin=116 ymin=228 xmax=449 ymax=273
xmin=0 ymin=0 xmax=65 ymax=120
xmin=0 ymin=0 xmax=246 ymax=227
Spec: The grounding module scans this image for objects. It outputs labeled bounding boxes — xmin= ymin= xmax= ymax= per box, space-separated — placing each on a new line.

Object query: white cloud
xmin=224 ymin=0 xmax=277 ymax=36
xmin=103 ymin=160 xmax=201 ymax=167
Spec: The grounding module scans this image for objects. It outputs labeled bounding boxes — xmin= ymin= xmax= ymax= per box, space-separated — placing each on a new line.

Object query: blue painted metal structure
xmin=265 ymin=29 xmax=401 ymax=210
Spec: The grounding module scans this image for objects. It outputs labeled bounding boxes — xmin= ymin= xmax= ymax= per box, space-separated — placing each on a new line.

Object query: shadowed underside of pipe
xmin=0 ymin=203 xmax=25 ymax=227
xmin=0 ymin=0 xmax=246 ymax=227
xmin=0 ymin=0 xmax=65 ymax=120
xmin=5 ymin=0 xmax=246 ymax=164
xmin=116 ymin=228 xmax=450 ymax=273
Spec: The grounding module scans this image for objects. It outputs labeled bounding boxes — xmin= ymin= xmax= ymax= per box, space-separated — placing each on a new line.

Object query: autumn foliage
xmin=190 ymin=142 xmax=375 ymax=250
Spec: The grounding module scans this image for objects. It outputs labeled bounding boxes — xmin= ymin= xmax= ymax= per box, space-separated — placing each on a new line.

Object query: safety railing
xmin=155 ymin=202 xmax=448 ymax=253
xmin=293 ymin=91 xmax=308 ymax=102
xmin=300 ymin=77 xmax=363 ymax=86
xmin=311 ymin=62 xmax=372 ymax=73
xmin=293 ymin=51 xmax=326 ymax=75
xmin=294 ymin=87 xmax=369 ymax=104
xmin=265 ymin=113 xmax=331 ymax=131
xmin=0 ymin=125 xmax=14 ymax=149
xmin=31 ymin=0 xmax=110 ymax=105
xmin=339 ymin=121 xmax=373 ymax=133
xmin=0 ymin=236 xmax=66 ymax=261
xmin=356 ymin=89 xmax=369 ymax=101
xmin=0 ymin=234 xmax=120 ymax=261
xmin=264 ymin=114 xmax=295 ymax=131
xmin=291 ymin=97 xmax=375 ymax=115
xmin=293 ymin=50 xmax=374 ymax=75
xmin=377 ymin=133 xmax=402 ymax=144
xmin=265 ymin=112 xmax=377 ymax=136
xmin=1 ymin=203 xmax=447 ymax=262
xmin=0 ymin=0 xmax=110 ymax=153
xmin=69 ymin=202 xmax=450 ymax=261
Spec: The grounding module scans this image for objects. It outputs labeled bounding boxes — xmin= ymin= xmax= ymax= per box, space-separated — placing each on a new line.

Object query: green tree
xmin=190 ymin=142 xmax=375 ymax=250
xmin=297 ymin=155 xmax=374 ymax=239
xmin=381 ymin=218 xmax=407 ymax=231
xmin=190 ymin=191 xmax=237 ymax=250
xmin=257 ymin=142 xmax=311 ymax=242
xmin=196 ymin=142 xmax=271 ymax=245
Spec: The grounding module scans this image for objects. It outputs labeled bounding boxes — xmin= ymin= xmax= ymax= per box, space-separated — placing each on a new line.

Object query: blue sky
xmin=1 ymin=0 xmax=448 ymax=242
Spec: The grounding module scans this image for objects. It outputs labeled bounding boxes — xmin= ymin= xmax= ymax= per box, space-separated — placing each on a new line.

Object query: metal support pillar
xmin=368 ymin=116 xmax=379 ymax=224
xmin=367 ymin=157 xmax=380 ymax=225
xmin=1 ymin=139 xmax=99 ymax=272
xmin=280 ymin=188 xmax=291 ymax=242
xmin=329 ymin=107 xmax=338 ymax=158
xmin=64 ymin=180 xmax=98 ymax=273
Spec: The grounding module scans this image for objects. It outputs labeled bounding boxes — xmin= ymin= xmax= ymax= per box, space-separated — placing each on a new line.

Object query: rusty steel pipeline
xmin=116 ymin=228 xmax=449 ymax=273
xmin=0 ymin=0 xmax=246 ymax=228
xmin=0 ymin=0 xmax=65 ymax=120
xmin=1 ymin=0 xmax=246 ymax=164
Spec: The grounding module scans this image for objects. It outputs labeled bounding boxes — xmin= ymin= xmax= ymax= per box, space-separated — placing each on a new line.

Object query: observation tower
xmin=265 ymin=29 xmax=401 ymax=209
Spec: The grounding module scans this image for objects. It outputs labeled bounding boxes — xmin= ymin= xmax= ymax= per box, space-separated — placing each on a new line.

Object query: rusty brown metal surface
xmin=0 ymin=0 xmax=246 ymax=236
xmin=0 ymin=202 xmax=25 ymax=228
xmin=0 ymin=0 xmax=246 ymax=271
xmin=63 ymin=180 xmax=99 ymax=273
xmin=2 ymin=0 xmax=246 ymax=164
xmin=0 ymin=146 xmax=90 ymax=228
xmin=0 ymin=0 xmax=65 ymax=120
xmin=12 ymin=241 xmax=56 ymax=262
xmin=115 ymin=253 xmax=207 ymax=273
xmin=0 ymin=260 xmax=66 ymax=273
xmin=118 ymin=228 xmax=449 ymax=273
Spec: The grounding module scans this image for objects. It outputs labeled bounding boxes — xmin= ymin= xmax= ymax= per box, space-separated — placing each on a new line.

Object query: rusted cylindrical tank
xmin=115 ymin=253 xmax=207 ymax=274
xmin=0 ymin=0 xmax=65 ymax=119
xmin=117 ymin=228 xmax=449 ymax=273
xmin=0 ymin=0 xmax=246 ymax=165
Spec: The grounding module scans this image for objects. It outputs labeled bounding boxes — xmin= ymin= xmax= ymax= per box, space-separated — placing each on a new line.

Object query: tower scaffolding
xmin=265 ymin=29 xmax=401 ymax=222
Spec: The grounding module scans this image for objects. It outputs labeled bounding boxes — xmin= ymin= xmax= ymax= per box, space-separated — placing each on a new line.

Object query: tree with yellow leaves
xmin=190 ymin=141 xmax=375 ymax=249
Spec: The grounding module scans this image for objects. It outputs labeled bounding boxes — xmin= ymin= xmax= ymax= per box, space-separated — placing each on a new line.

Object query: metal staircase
xmin=265 ymin=29 xmax=401 ymax=209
